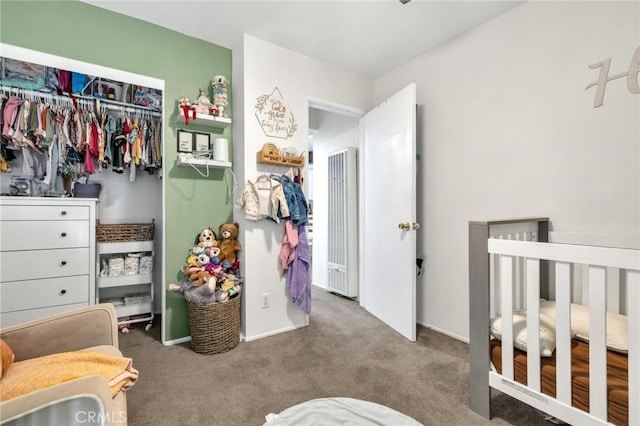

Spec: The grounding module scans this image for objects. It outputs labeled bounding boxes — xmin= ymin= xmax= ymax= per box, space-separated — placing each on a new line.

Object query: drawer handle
xmin=60 ymin=289 xmax=67 ymax=295
xmin=60 ymin=261 xmax=67 ymax=266
xmin=61 ymin=232 xmax=67 ymax=237
xmin=61 ymin=210 xmax=67 ymax=216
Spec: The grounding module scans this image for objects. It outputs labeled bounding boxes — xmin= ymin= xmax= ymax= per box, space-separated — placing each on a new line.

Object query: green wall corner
xmin=1 ymin=0 xmax=234 ymax=342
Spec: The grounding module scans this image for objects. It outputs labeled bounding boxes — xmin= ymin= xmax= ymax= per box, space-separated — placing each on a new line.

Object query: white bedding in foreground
xmin=264 ymin=397 xmax=423 ymax=426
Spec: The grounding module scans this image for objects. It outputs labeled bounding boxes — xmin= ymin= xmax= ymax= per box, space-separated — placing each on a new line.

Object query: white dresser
xmin=0 ymin=197 xmax=97 ymax=327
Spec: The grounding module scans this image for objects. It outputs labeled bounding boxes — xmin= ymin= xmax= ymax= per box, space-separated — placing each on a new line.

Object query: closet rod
xmin=0 ymin=84 xmax=162 ymax=118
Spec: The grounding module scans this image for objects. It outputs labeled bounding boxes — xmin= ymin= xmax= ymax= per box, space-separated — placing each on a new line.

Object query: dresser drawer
xmin=1 ymin=275 xmax=89 ymax=312
xmin=0 ymin=220 xmax=89 ymax=251
xmin=0 ymin=248 xmax=90 ymax=281
xmin=0 ymin=302 xmax=88 ymax=328
xmin=0 ymin=205 xmax=89 ymax=221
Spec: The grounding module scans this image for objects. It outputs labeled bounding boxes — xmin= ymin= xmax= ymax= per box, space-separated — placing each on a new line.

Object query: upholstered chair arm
xmin=1 ymin=304 xmax=119 ymax=361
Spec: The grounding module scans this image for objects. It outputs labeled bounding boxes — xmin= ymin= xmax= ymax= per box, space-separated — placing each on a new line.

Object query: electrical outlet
xmin=261 ymin=293 xmax=270 ymax=309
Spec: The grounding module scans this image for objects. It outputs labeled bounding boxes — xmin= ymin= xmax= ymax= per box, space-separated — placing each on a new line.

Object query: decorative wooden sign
xmin=255 ymin=87 xmax=298 ymax=139
xmin=586 ymin=46 xmax=640 ymax=108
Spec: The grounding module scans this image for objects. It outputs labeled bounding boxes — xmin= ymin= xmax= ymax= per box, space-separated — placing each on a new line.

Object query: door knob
xmin=398 ymin=222 xmax=411 ymax=231
xmin=412 ymin=222 xmax=421 ymax=230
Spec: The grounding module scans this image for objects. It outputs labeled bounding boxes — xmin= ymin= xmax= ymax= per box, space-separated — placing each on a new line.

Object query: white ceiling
xmin=85 ymin=0 xmax=524 ymax=79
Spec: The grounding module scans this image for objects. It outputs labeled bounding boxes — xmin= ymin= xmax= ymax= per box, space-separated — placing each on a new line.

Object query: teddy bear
xmin=219 ymin=222 xmax=241 ymax=263
xmin=196 ymin=227 xmax=217 ymax=248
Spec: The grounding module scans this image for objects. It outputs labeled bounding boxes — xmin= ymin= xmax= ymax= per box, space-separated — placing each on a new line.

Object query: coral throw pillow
xmin=1 ymin=339 xmax=15 ymax=379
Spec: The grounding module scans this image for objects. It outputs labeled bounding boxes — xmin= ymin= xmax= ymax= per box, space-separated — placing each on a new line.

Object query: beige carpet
xmin=120 ymin=286 xmax=550 ymax=425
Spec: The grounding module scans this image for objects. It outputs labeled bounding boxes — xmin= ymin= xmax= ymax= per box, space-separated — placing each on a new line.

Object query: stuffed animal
xmin=219 ymin=222 xmax=241 ymax=263
xmin=196 ymin=227 xmax=217 ymax=248
xmin=204 ymin=245 xmax=223 ymax=263
xmin=168 ymin=276 xmax=217 ymax=303
xmin=220 ymin=273 xmax=240 ymax=292
xmin=178 ymin=96 xmax=196 ymax=125
xmin=182 ymin=266 xmax=209 ymax=287
xmin=182 ymin=251 xmax=212 ymax=287
xmin=194 ymin=88 xmax=214 ymax=114
xmin=211 ymin=75 xmax=229 ymax=117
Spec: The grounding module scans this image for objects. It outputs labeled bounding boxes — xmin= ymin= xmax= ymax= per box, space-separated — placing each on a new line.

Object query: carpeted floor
xmin=120 ymin=286 xmax=551 ymax=425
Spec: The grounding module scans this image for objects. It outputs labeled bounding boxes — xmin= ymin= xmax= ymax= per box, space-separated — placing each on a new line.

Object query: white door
xmin=360 ymin=83 xmax=417 ymax=341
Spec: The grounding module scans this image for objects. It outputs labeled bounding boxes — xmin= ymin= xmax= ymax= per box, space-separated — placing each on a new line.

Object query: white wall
xmin=374 ymin=1 xmax=640 ymax=341
xmin=234 ymin=35 xmax=372 ymax=341
xmin=309 ymin=109 xmax=360 ymax=290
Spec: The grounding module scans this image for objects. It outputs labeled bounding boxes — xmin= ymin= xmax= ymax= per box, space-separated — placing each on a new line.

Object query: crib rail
xmin=469 ymin=218 xmax=639 ymax=426
xmin=488 ymin=239 xmax=639 ymax=425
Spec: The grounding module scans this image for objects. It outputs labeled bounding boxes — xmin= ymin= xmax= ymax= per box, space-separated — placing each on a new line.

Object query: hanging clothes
xmin=279 ymin=219 xmax=298 ymax=276
xmin=286 ymin=224 xmax=311 ymax=314
xmin=235 ymin=175 xmax=290 ymax=223
xmin=0 ymin=87 xmax=162 ymax=191
xmin=271 ymin=173 xmax=309 ymax=226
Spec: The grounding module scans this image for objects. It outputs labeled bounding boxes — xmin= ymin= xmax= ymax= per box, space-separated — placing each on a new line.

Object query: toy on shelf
xmin=178 ymin=96 xmax=196 ymax=125
xmin=211 ymin=75 xmax=229 ymax=118
xmin=177 ymin=88 xmax=220 ymax=125
xmin=195 ymin=88 xmax=218 ymax=115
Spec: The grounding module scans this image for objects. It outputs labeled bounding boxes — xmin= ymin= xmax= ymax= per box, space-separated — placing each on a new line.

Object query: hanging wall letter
xmin=586 ymin=46 xmax=640 ymax=108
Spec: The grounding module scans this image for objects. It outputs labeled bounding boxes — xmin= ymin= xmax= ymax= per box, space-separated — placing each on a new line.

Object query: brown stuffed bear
xmin=219 ymin=222 xmax=241 ymax=263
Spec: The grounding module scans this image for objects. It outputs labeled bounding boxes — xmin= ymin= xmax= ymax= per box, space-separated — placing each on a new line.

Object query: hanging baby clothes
xmin=111 ymin=118 xmax=125 ymax=173
xmin=286 ymin=224 xmax=311 ymax=314
xmin=271 ymin=174 xmax=309 ymax=225
xmin=235 ymin=175 xmax=290 ymax=223
xmin=279 ymin=219 xmax=298 ymax=276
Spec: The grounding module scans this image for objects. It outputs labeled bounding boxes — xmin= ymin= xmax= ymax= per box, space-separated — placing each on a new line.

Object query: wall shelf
xmin=177 ymin=155 xmax=231 ymax=169
xmin=256 ymin=142 xmax=305 ymax=167
xmin=178 ymin=109 xmax=231 ymax=128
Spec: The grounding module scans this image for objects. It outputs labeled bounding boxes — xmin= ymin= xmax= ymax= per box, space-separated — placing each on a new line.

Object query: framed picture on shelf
xmin=177 ymin=130 xmax=211 ymax=153
xmin=177 ymin=130 xmax=194 ymax=153
xmin=195 ymin=132 xmax=210 ymax=152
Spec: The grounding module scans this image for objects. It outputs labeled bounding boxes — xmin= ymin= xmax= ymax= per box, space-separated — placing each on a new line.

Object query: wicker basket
xmin=96 ymin=219 xmax=155 ymax=242
xmin=187 ymin=292 xmax=241 ymax=355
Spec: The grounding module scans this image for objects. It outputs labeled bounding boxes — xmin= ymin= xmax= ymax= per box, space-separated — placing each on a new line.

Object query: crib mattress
xmin=490 ymin=339 xmax=628 ymax=425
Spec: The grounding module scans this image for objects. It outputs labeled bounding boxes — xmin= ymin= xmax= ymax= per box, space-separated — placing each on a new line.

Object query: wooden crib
xmin=469 ymin=218 xmax=639 ymax=425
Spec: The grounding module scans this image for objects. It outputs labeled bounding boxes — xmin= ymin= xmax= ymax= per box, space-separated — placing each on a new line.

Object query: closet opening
xmin=306 ymin=99 xmax=362 ymax=303
xmin=0 ymin=44 xmax=164 ymax=332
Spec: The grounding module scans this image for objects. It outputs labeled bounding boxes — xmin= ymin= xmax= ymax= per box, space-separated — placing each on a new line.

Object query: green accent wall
xmin=1 ymin=0 xmax=234 ymax=342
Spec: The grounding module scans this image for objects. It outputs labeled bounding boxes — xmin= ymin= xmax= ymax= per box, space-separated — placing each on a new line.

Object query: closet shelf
xmin=97 ymin=273 xmax=153 ymax=288
xmin=256 ymin=143 xmax=305 ymax=167
xmin=177 ymin=155 xmax=232 ymax=169
xmin=178 ymin=109 xmax=231 ymax=128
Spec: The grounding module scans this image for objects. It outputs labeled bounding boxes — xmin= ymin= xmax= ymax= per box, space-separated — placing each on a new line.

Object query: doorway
xmin=307 ymin=102 xmax=361 ymax=296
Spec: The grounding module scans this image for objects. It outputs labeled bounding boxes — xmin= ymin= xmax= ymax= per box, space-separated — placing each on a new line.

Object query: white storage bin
xmin=108 ymin=257 xmax=125 ymax=276
xmin=124 ymin=254 xmax=140 ymax=275
xmin=139 ymin=255 xmax=153 ymax=274
xmin=124 ymin=292 xmax=151 ymax=305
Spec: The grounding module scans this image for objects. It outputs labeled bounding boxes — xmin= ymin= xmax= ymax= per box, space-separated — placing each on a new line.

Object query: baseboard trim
xmin=162 ymin=335 xmax=191 ymax=346
xmin=417 ymin=320 xmax=469 ymax=344
xmin=244 ymin=323 xmax=308 ymax=342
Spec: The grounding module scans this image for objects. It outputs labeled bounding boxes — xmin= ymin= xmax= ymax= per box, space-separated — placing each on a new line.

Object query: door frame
xmin=306 ymin=97 xmax=364 ymax=296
